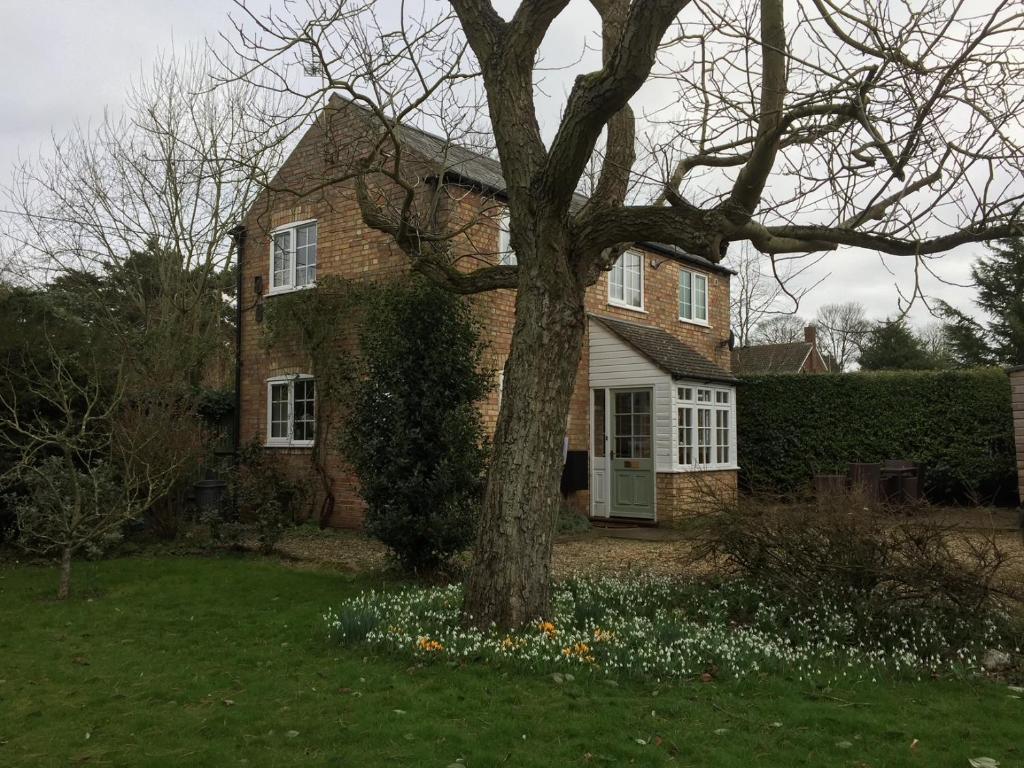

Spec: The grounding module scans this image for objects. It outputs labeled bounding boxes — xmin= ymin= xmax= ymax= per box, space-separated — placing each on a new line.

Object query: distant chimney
xmin=804 ymin=325 xmax=817 ymax=345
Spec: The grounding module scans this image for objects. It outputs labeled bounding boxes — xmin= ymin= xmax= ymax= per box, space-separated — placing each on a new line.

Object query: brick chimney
xmin=804 ymin=324 xmax=817 ymax=345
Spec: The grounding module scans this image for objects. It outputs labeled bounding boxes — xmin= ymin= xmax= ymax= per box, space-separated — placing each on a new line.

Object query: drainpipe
xmin=229 ymin=224 xmax=246 ymax=455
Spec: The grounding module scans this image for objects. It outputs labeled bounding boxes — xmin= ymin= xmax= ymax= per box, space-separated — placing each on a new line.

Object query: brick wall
xmin=238 ymin=101 xmax=737 ymax=527
xmin=1011 ymin=366 xmax=1024 ymax=505
xmin=657 ymin=470 xmax=738 ymax=523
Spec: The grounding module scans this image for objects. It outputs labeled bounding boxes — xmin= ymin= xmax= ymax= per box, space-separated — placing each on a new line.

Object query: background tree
xmin=0 ymin=348 xmax=198 ymax=599
xmin=2 ymin=51 xmax=278 ymax=540
xmin=726 ymin=243 xmax=809 ymax=346
xmin=917 ymin=321 xmax=955 ymax=370
xmin=751 ymin=315 xmax=806 ymax=345
xmin=227 ymin=0 xmax=1024 ymax=627
xmin=342 ymin=279 xmax=491 ymax=575
xmin=940 ymin=239 xmax=1024 ymax=367
xmin=858 ymin=319 xmax=936 ymax=371
xmin=814 ymin=302 xmax=869 ymax=371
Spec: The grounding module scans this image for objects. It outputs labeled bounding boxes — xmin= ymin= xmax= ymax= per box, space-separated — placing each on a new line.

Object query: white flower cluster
xmin=323 ymin=574 xmax=1013 ymax=684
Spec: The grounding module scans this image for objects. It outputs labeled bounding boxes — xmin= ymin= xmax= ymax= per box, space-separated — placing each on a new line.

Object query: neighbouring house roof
xmin=591 ymin=314 xmax=738 ymax=384
xmin=731 ymin=342 xmax=816 ymax=375
xmin=328 ymin=94 xmax=733 ymax=277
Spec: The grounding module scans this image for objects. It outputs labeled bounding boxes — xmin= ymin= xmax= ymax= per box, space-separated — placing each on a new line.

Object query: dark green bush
xmin=736 ymin=369 xmax=1017 ymax=504
xmin=341 ymin=278 xmax=491 ymax=575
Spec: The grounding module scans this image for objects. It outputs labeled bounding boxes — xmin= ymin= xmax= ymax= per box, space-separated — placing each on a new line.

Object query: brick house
xmin=235 ymin=96 xmax=738 ymax=528
xmin=731 ymin=325 xmax=830 ymax=375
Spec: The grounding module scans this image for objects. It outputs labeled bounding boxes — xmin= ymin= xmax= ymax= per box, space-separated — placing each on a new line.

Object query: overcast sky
xmin=0 ymin=0 xmax=989 ymax=327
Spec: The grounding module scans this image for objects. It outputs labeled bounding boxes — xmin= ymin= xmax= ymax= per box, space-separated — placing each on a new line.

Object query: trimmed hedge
xmin=736 ymin=369 xmax=1018 ymax=505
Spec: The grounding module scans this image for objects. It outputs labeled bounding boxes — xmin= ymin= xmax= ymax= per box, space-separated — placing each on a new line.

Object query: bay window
xmin=676 ymin=384 xmax=734 ymax=469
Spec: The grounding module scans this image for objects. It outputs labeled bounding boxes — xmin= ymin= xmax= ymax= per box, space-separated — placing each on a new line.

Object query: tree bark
xmin=462 ymin=228 xmax=586 ymax=629
xmin=57 ymin=546 xmax=73 ymax=600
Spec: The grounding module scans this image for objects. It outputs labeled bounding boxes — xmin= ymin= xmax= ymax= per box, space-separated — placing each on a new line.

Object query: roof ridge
xmin=328 ymin=92 xmax=499 ymax=165
xmin=324 ymin=94 xmax=734 ymax=277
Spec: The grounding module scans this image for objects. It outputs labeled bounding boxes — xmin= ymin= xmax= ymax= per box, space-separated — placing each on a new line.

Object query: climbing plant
xmin=261 ymin=276 xmax=366 ymax=525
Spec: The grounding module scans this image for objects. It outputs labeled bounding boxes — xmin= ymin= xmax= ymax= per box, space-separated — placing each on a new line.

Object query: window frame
xmin=268 ymin=219 xmax=318 ymax=295
xmin=678 ymin=268 xmax=709 ymax=326
xmin=674 ymin=382 xmax=736 ymax=471
xmin=265 ymin=374 xmax=316 ymax=448
xmin=608 ymin=250 xmax=645 ymax=311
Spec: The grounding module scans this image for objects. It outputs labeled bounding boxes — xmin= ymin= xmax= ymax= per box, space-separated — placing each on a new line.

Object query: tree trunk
xmin=463 ymin=235 xmax=586 ymax=629
xmin=57 ymin=546 xmax=73 ymax=600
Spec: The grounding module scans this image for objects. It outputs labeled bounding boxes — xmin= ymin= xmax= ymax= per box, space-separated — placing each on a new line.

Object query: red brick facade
xmin=238 ymin=103 xmax=737 ymax=527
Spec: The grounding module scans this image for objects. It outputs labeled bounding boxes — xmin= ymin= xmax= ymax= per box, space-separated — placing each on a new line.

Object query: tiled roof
xmin=731 ymin=342 xmax=813 ymax=375
xmin=592 ymin=315 xmax=737 ymax=384
xmin=328 ymin=94 xmax=732 ymax=277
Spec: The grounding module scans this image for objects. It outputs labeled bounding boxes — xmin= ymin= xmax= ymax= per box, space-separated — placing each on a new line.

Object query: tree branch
xmin=744 ymin=220 xmax=1024 ymax=256
xmin=580 ymin=0 xmax=636 ymax=212
xmin=448 ymin=0 xmax=506 ymax=61
xmin=730 ymin=0 xmax=788 ymax=213
xmin=541 ymin=0 xmax=692 ymax=210
xmin=507 ymin=0 xmax=573 ymax=59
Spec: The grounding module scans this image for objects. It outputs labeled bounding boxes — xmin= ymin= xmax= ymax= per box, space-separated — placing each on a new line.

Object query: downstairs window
xmin=676 ymin=384 xmax=735 ymax=469
xmin=266 ymin=375 xmax=316 ymax=447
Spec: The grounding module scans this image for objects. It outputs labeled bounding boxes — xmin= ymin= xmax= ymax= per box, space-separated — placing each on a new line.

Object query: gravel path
xmin=260 ymin=526 xmax=716 ymax=579
xmin=256 ymin=511 xmax=1023 ymax=586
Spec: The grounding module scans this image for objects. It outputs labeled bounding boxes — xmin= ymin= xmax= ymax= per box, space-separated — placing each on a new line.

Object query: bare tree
xmin=815 ymin=302 xmax=870 ymax=371
xmin=918 ymin=320 xmax=955 ymax=368
xmin=726 ymin=243 xmax=811 ymax=346
xmin=225 ymin=0 xmax=1024 ymax=628
xmin=752 ymin=315 xmax=806 ymax=344
xmin=0 ymin=350 xmax=200 ymax=598
xmin=3 ymin=50 xmax=283 ymax=385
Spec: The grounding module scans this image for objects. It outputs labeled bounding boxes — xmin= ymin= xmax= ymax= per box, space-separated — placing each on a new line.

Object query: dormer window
xmin=270 ymin=220 xmax=317 ymax=293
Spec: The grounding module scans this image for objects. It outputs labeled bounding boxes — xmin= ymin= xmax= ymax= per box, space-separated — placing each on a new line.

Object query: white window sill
xmin=266 ymin=283 xmax=315 ymax=297
xmin=264 ymin=440 xmax=315 ymax=449
xmin=668 ymin=464 xmax=740 ymax=474
xmin=678 ymin=316 xmax=710 ymax=328
xmin=607 ymin=301 xmax=646 ymax=314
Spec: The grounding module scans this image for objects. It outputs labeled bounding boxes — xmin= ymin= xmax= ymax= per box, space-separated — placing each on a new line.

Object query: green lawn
xmin=1 ymin=556 xmax=1021 ymax=767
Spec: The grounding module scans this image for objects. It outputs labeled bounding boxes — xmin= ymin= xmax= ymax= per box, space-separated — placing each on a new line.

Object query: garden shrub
xmin=736 ymin=369 xmax=1017 ymax=503
xmin=342 ymin=278 xmax=490 ymax=575
xmin=232 ymin=442 xmax=307 ymax=553
xmin=695 ymin=497 xmax=1017 ymax=643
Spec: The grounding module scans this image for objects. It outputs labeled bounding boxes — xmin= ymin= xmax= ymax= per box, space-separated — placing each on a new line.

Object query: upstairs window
xmin=609 ymin=251 xmax=643 ymax=310
xmin=266 ymin=375 xmax=316 ymax=447
xmin=679 ymin=269 xmax=709 ymax=324
xmin=270 ymin=220 xmax=317 ymax=293
xmin=497 ymin=211 xmax=517 ymax=266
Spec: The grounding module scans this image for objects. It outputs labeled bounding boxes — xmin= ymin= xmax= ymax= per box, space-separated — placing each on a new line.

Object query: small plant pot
xmin=194 ymin=479 xmax=228 ymax=512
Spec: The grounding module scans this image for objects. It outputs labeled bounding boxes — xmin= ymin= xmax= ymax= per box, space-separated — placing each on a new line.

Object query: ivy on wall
xmin=261 ymin=276 xmax=366 ymax=525
xmin=736 ymin=369 xmax=1018 ymax=505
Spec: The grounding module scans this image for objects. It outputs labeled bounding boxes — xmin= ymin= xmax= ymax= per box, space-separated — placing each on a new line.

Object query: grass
xmin=1 ymin=555 xmax=1022 ymax=767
